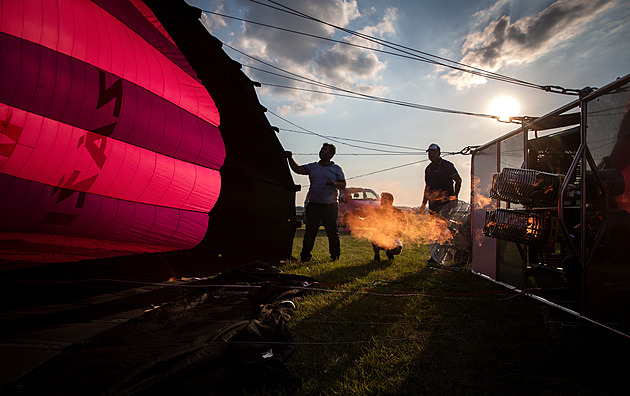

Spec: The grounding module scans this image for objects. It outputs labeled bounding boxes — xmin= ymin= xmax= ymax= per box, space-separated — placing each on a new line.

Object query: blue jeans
xmin=301 ymin=203 xmax=340 ymax=260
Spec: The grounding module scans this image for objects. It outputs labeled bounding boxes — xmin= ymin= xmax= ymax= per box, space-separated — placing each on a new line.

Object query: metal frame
xmin=471 ymin=73 xmax=630 ymax=336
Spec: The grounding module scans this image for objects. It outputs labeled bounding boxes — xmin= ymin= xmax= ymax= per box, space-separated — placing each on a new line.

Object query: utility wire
xmin=209 ymin=0 xmax=583 ymax=95
xmin=251 ymin=0 xmax=544 ymax=89
xmin=281 ymin=128 xmax=425 ymax=151
xmin=271 ymin=112 xmax=471 ymax=157
xmin=268 ymin=111 xmax=470 ymax=184
xmin=208 ymin=10 xmax=532 ymax=89
xmin=257 ymin=0 xmax=588 ymax=95
xmin=261 ymin=81 xmax=499 ymax=118
xmin=226 ymin=44 xmax=499 ymax=119
xmin=268 ymin=110 xmax=420 ymax=154
xmin=346 ymin=159 xmax=428 ymax=181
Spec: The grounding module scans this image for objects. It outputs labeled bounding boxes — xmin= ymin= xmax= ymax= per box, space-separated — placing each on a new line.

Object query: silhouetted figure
xmin=286 ymin=143 xmax=346 ymax=261
xmin=420 ymin=143 xmax=462 ymax=215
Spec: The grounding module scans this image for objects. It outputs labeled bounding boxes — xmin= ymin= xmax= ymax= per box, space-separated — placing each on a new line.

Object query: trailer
xmin=470 ymin=74 xmax=630 ymax=336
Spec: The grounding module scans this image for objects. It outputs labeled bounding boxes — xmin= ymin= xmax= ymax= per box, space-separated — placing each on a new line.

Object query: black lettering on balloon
xmin=52 ymin=170 xmax=98 ymax=205
xmin=97 ymin=71 xmax=123 ymax=117
xmin=0 ymin=110 xmax=22 ymax=159
xmin=82 ymin=133 xmax=108 ymax=169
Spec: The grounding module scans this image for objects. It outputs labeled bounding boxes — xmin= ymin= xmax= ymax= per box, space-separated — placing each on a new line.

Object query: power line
xmin=206 ymin=0 xmax=582 ymax=95
xmin=272 ymin=113 xmax=472 ymax=157
xmin=207 ymin=9 xmax=532 ymax=88
xmin=250 ymin=0 xmax=545 ymax=90
xmin=225 ymin=45 xmax=499 ymax=120
xmin=293 ymin=153 xmax=424 ymax=156
xmin=268 ymin=110 xmax=416 ymax=154
xmin=280 ymin=128 xmax=425 ymax=151
xmin=346 ymin=159 xmax=428 ymax=181
xmin=261 ymin=81 xmax=499 ymax=118
xmin=268 ymin=111 xmax=470 ymax=183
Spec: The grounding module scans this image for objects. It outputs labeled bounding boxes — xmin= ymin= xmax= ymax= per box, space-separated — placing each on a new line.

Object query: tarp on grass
xmin=2 ymin=264 xmax=315 ymax=395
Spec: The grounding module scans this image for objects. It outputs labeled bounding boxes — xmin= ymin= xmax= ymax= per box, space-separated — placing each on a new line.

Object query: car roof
xmin=346 ymin=187 xmax=377 ymax=193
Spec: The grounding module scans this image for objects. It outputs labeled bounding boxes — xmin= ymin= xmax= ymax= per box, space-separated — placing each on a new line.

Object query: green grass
xmin=275 ymin=228 xmax=630 ymax=395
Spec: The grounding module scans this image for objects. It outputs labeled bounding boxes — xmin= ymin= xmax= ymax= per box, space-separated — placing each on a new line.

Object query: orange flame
xmin=471 ymin=177 xmax=494 ymax=210
xmin=348 ymin=207 xmax=452 ymax=247
xmin=424 ymin=189 xmax=456 ymax=203
xmin=526 ymin=217 xmax=534 ymax=232
xmin=474 ymin=228 xmax=486 ymax=247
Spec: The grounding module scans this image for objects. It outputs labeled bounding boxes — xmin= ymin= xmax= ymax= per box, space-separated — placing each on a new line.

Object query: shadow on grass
xmin=284 ymin=229 xmax=630 ymax=395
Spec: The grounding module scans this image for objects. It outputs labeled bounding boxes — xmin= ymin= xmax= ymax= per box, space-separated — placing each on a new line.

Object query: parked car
xmin=338 ymin=187 xmax=380 ymax=227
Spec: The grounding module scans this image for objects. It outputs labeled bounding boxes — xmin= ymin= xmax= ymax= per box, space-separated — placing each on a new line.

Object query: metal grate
xmin=490 ymin=168 xmax=563 ymax=206
xmin=483 ymin=209 xmax=559 ymax=247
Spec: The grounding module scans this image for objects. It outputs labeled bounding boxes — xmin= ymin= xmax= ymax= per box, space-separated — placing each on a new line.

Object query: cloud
xmin=199 ymin=4 xmax=227 ymax=32
xmin=444 ymin=0 xmax=615 ymax=88
xmin=197 ymin=0 xmax=397 ymax=114
xmin=314 ymin=7 xmax=396 ymax=88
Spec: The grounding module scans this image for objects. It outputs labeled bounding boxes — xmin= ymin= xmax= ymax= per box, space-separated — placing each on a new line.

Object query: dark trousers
xmin=372 ymin=243 xmax=402 ymax=258
xmin=302 ymin=202 xmax=340 ymax=260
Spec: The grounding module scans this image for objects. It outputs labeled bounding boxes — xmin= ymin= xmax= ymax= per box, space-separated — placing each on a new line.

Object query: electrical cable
xmin=260 ymin=81 xmax=500 ymax=118
xmin=211 ymin=0 xmax=584 ymax=95
xmin=345 ymin=159 xmax=428 ymax=181
xmin=268 ymin=110 xmax=415 ymax=154
xmin=269 ymin=111 xmax=469 ymax=156
xmin=228 ymin=47 xmax=499 ymax=119
xmin=250 ymin=0 xmax=544 ymax=89
xmin=280 ymin=128 xmax=426 ymax=152
xmin=268 ymin=111 xmax=472 ymax=183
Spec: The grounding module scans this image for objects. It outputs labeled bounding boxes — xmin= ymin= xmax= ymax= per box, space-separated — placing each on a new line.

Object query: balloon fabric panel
xmin=1 ymin=0 xmax=220 ymax=126
xmin=0 ymin=0 xmax=225 ymax=263
xmin=0 ymin=104 xmax=220 ymax=212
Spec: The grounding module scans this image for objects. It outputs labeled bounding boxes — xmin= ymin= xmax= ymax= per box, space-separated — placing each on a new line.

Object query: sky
xmin=186 ymin=0 xmax=630 ymax=207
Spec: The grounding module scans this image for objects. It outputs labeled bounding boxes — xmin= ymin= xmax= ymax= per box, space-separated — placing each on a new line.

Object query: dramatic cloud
xmin=195 ymin=0 xmax=396 ymax=114
xmin=444 ymin=0 xmax=615 ymax=88
xmin=315 ymin=7 xmax=396 ymax=88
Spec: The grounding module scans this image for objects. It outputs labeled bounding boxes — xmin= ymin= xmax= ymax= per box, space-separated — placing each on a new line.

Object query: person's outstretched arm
xmin=285 ymin=151 xmax=308 ymax=175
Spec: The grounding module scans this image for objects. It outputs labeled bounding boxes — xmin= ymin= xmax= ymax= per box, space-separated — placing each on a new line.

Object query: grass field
xmin=274 ymin=228 xmax=630 ymax=395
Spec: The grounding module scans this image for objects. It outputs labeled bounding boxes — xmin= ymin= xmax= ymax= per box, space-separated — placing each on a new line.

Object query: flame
xmin=474 ymin=194 xmax=493 ymax=209
xmin=424 ymin=189 xmax=455 ymax=203
xmin=524 ymin=217 xmax=536 ymax=241
xmin=347 ymin=207 xmax=452 ymax=247
xmin=472 ymin=177 xmax=494 ymax=209
xmin=402 ymin=212 xmax=453 ymax=245
xmin=474 ymin=228 xmax=486 ymax=247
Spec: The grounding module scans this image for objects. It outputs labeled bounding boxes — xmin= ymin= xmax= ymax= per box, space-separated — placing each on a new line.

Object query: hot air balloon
xmin=0 ymin=0 xmax=298 ymax=267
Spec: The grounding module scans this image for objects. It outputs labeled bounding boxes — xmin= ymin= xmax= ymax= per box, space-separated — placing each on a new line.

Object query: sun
xmin=489 ymin=96 xmax=520 ymax=122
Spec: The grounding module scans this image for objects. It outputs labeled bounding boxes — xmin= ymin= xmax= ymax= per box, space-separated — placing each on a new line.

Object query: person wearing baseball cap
xmin=420 ymin=143 xmax=462 ymax=215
